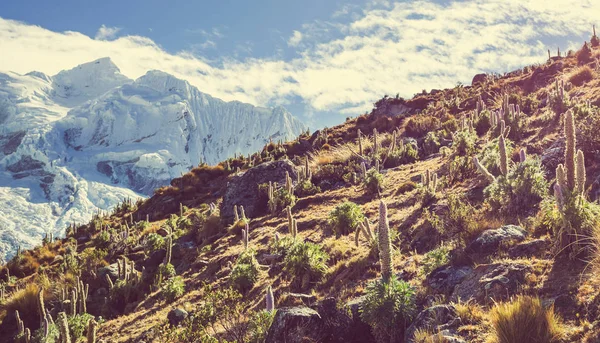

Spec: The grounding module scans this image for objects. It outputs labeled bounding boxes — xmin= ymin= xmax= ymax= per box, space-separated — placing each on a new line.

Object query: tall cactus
xmin=87 ymin=318 xmax=98 ymax=343
xmin=234 ymin=205 xmax=239 ymax=222
xmin=564 ymin=110 xmax=576 ymax=190
xmin=556 ymin=164 xmax=567 ymax=190
xmin=519 ymin=148 xmax=527 ymax=163
xmin=243 ymin=223 xmax=249 ymax=250
xmin=357 ymin=129 xmax=363 ymax=155
xmin=499 ymin=133 xmax=508 ymax=176
xmin=266 ymin=285 xmax=275 ymax=312
xmin=373 ymin=128 xmax=379 ymax=156
xmin=38 ymin=289 xmax=45 ymax=328
xmin=576 ymin=150 xmax=586 ymax=195
xmin=378 ymin=201 xmax=393 ymax=282
xmin=16 ymin=310 xmax=24 ymax=337
xmin=164 ymin=236 xmax=172 ymax=265
xmin=473 ymin=156 xmax=496 ymax=183
xmin=57 ymin=312 xmax=71 ymax=343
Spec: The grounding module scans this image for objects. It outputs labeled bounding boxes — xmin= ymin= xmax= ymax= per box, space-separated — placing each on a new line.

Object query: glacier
xmin=0 ymin=57 xmax=305 ymax=261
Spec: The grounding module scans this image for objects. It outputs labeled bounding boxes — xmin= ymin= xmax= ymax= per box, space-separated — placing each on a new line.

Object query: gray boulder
xmin=221 ymin=160 xmax=298 ymax=223
xmin=405 ymin=305 xmax=459 ymax=343
xmin=508 ymin=238 xmax=550 ymax=258
xmin=167 ymin=308 xmax=188 ymax=326
xmin=265 ymin=307 xmax=323 ymax=343
xmin=467 ymin=225 xmax=527 ymax=254
xmin=426 ymin=265 xmax=473 ymax=294
xmin=452 ymin=262 xmax=532 ymax=303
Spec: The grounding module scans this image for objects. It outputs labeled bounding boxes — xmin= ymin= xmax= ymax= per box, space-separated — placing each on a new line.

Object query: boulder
xmin=346 ymin=297 xmax=376 ymax=343
xmin=541 ymin=139 xmax=564 ymax=172
xmin=265 ymin=307 xmax=324 ymax=343
xmin=467 ymin=225 xmax=527 ymax=254
xmin=426 ymin=265 xmax=473 ymax=294
xmin=314 ymin=297 xmax=355 ymax=343
xmin=452 ymin=262 xmax=532 ymax=303
xmin=221 ymin=160 xmax=298 ymax=223
xmin=508 ymin=238 xmax=550 ymax=258
xmin=405 ymin=305 xmax=459 ymax=343
xmin=167 ymin=308 xmax=189 ymax=326
xmin=471 ymin=73 xmax=488 ymax=86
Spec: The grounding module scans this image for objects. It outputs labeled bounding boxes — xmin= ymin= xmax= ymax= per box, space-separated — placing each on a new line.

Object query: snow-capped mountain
xmin=0 ymin=58 xmax=305 ymax=261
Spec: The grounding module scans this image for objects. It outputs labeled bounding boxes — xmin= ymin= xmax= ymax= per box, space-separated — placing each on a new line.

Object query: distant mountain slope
xmin=0 ymin=58 xmax=305 ymax=260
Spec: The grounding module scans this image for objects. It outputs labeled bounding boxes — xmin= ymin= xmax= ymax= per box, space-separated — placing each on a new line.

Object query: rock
xmin=508 ymin=238 xmax=550 ymax=258
xmin=452 ymin=262 xmax=532 ymax=303
xmin=405 ymin=305 xmax=459 ymax=343
xmin=156 ymin=227 xmax=170 ymax=237
xmin=313 ymin=297 xmax=356 ymax=343
xmin=98 ymin=263 xmax=120 ymax=281
xmin=143 ymin=249 xmax=166 ymax=272
xmin=541 ymin=140 xmax=564 ymax=172
xmin=167 ymin=308 xmax=189 ymax=326
xmin=346 ymin=297 xmax=376 ymax=343
xmin=172 ymin=241 xmax=196 ymax=261
xmin=265 ymin=307 xmax=324 ymax=343
xmin=285 ymin=293 xmax=317 ymax=306
xmin=426 ymin=265 xmax=473 ymax=294
xmin=471 ymin=73 xmax=488 ymax=86
xmin=467 ymin=225 xmax=527 ymax=254
xmin=221 ymin=160 xmax=298 ymax=223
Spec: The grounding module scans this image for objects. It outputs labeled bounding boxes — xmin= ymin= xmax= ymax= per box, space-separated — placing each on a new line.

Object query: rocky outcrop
xmin=508 ymin=238 xmax=550 ymax=258
xmin=265 ymin=307 xmax=324 ymax=343
xmin=451 ymin=262 xmax=532 ymax=303
xmin=467 ymin=225 xmax=527 ymax=254
xmin=426 ymin=265 xmax=473 ymax=294
xmin=221 ymin=160 xmax=298 ymax=222
xmin=405 ymin=305 xmax=460 ymax=343
xmin=167 ymin=308 xmax=188 ymax=326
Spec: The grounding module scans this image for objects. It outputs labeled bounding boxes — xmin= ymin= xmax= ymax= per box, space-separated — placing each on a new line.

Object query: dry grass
xmin=488 ymin=296 xmax=564 ymax=343
xmin=569 ymin=66 xmax=594 ymax=86
xmin=0 ymin=283 xmax=41 ymax=329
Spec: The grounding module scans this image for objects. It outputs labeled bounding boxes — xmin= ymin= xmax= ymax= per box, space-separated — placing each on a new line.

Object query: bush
xmin=283 ymin=241 xmax=328 ymax=291
xmin=474 ymin=109 xmax=492 ymax=136
xmin=578 ymin=108 xmax=600 ymax=156
xmin=420 ymin=245 xmax=450 ymax=276
xmin=385 ymin=143 xmax=418 ymax=168
xmin=67 ymin=313 xmax=94 ymax=341
xmin=161 ymin=276 xmax=185 ymax=302
xmin=360 ymin=276 xmax=416 ymax=343
xmin=295 ymin=179 xmax=321 ymax=197
xmin=145 ymin=233 xmax=165 ymax=254
xmin=489 ymin=296 xmax=563 ymax=343
xmin=109 ymin=278 xmax=143 ymax=314
xmin=569 ymin=66 xmax=594 ymax=86
xmin=229 ymin=250 xmax=260 ymax=293
xmin=0 ymin=283 xmax=41 ymax=329
xmin=484 ymin=158 xmax=548 ymax=216
xmin=328 ymin=201 xmax=365 ymax=236
xmin=94 ymin=230 xmax=112 ymax=249
xmin=405 ymin=115 xmax=441 ymax=138
xmin=478 ymin=137 xmax=514 ymax=176
xmin=364 ymin=169 xmax=384 ymax=194
xmin=451 ymin=129 xmax=476 ymax=156
xmin=422 ymin=132 xmax=441 ymax=156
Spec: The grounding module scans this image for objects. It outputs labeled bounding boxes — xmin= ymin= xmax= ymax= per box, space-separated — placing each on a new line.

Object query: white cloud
xmin=288 ymin=31 xmax=303 ymax=47
xmin=94 ymin=25 xmax=121 ymax=40
xmin=2 ymin=0 xmax=600 ymax=120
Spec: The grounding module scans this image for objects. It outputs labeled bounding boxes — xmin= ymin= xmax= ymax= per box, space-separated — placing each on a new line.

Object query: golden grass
xmin=568 ymin=66 xmax=594 ymax=86
xmin=487 ymin=296 xmax=564 ymax=343
xmin=0 ymin=283 xmax=41 ymax=328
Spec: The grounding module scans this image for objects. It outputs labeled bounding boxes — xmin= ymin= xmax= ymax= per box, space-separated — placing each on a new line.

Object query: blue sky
xmin=1 ymin=0 xmax=599 ymax=129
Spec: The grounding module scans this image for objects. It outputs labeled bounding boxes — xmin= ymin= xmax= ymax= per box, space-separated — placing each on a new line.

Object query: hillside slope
xmin=3 ymin=37 xmax=600 ymax=343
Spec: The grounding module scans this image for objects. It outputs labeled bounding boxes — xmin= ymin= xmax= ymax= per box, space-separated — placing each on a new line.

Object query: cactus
xmin=519 ymin=148 xmax=527 ymax=163
xmin=38 ymin=289 xmax=45 ymax=327
xmin=499 ymin=133 xmax=508 ymax=176
xmin=105 ymin=274 xmax=113 ymax=290
xmin=57 ymin=312 xmax=71 ymax=343
xmin=164 ymin=237 xmax=172 ymax=265
xmin=16 ymin=310 xmax=24 ymax=336
xmin=234 ymin=205 xmax=239 ymax=222
xmin=564 ymin=110 xmax=576 ymax=190
xmin=361 ymin=162 xmax=367 ymax=179
xmin=304 ymin=157 xmax=312 ymax=181
xmin=473 ymin=156 xmax=496 ymax=183
xmin=554 ymin=183 xmax=565 ymax=211
xmin=24 ymin=328 xmax=31 ymax=343
xmin=292 ymin=218 xmax=298 ymax=239
xmin=285 ymin=171 xmax=293 ymax=193
xmin=556 ymin=164 xmax=567 ymax=191
xmin=576 ymin=150 xmax=586 ymax=195
xmin=266 ymin=286 xmax=275 ymax=312
xmin=70 ymin=289 xmax=77 ymax=316
xmin=378 ymin=201 xmax=393 ymax=282
xmin=267 ymin=182 xmax=277 ymax=214
xmin=87 ymin=318 xmax=98 ymax=343
xmin=431 ymin=173 xmax=438 ymax=192
xmin=357 ymin=129 xmax=363 ymax=155
xmin=287 ymin=206 xmax=294 ymax=237
xmin=243 ymin=223 xmax=249 ymax=250
xmin=240 ymin=205 xmax=247 ymax=220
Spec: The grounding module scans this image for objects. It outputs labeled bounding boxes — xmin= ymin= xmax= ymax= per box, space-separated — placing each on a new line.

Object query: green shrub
xmin=386 ymin=143 xmax=418 ymax=168
xmin=145 ymin=233 xmax=165 ymax=254
xmin=67 ymin=313 xmax=94 ymax=341
xmin=420 ymin=245 xmax=450 ymax=276
xmin=422 ymin=132 xmax=441 ymax=156
xmin=295 ymin=179 xmax=321 ymax=197
xmin=365 ymin=169 xmax=384 ymax=194
xmin=247 ymin=310 xmax=276 ymax=343
xmin=474 ymin=109 xmax=492 ymax=136
xmin=484 ymin=158 xmax=548 ymax=216
xmin=94 ymin=230 xmax=111 ymax=249
xmin=154 ymin=263 xmax=176 ymax=286
xmin=283 ymin=241 xmax=328 ymax=290
xmin=360 ymin=276 xmax=416 ymax=343
xmin=328 ymin=201 xmax=365 ymax=236
xmin=161 ymin=276 xmax=185 ymax=302
xmin=405 ymin=115 xmax=441 ymax=138
xmin=229 ymin=250 xmax=260 ymax=293
xmin=478 ymin=137 xmax=514 ymax=176
xmin=451 ymin=130 xmax=476 ymax=156
xmin=577 ymin=107 xmax=600 ymax=156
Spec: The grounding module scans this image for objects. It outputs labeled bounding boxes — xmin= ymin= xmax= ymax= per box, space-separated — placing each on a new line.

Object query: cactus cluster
xmin=355 ymin=217 xmax=375 ymax=247
xmin=473 ymin=122 xmax=511 ymax=182
xmin=233 ymin=205 xmax=247 ymax=222
xmin=555 ymin=110 xmax=587 ymax=203
xmin=420 ymin=169 xmax=438 ymax=193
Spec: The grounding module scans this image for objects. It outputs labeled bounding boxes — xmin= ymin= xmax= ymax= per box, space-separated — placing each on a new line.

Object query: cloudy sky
xmin=1 ymin=0 xmax=599 ymax=128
